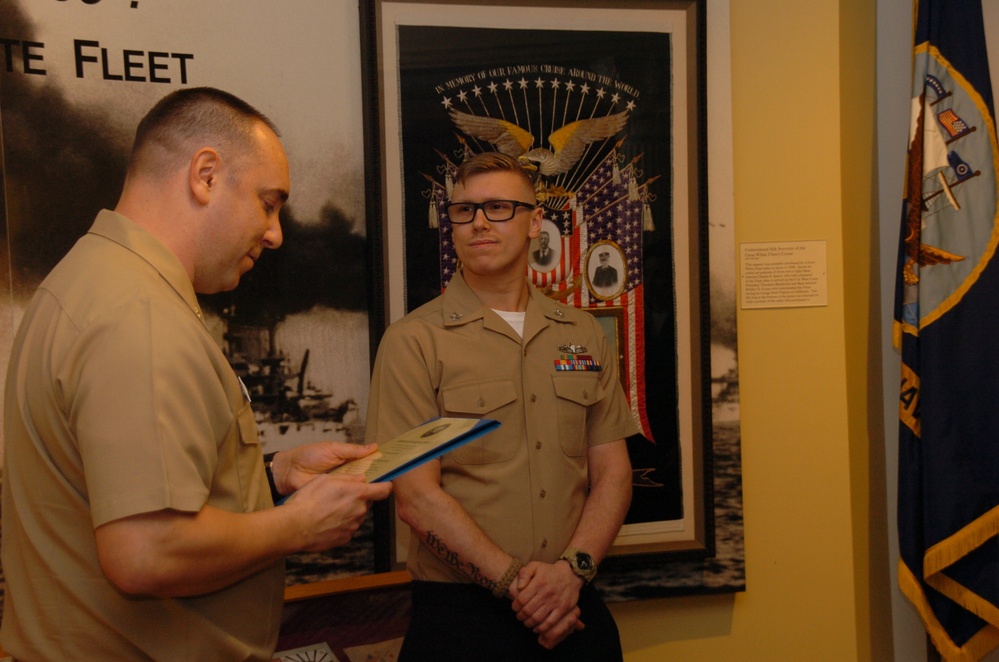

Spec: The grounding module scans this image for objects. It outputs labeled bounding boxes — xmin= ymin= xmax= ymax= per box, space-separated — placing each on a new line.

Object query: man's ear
xmin=527 ymin=207 xmax=544 ymax=239
xmin=190 ymin=147 xmax=221 ymax=205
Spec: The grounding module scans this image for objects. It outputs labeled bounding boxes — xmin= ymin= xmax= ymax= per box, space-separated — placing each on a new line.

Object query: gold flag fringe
xmin=642 ymin=202 xmax=655 ymax=231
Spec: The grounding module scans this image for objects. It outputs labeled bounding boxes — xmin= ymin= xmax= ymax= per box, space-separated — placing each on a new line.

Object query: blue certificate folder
xmin=328 ymin=417 xmax=500 ymax=483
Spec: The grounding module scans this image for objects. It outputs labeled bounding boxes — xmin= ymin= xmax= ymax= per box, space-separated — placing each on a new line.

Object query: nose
xmin=471 ymin=207 xmax=491 ymax=229
xmin=262 ymin=217 xmax=283 ymax=250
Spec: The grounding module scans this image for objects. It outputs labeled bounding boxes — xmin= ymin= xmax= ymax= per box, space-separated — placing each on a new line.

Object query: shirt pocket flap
xmin=552 ymin=373 xmax=602 ymax=406
xmin=237 ymin=401 xmax=261 ymax=446
xmin=441 ymin=380 xmax=517 ymax=416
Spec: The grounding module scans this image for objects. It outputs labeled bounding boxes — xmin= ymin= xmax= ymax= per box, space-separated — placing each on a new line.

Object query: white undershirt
xmin=492 ymin=309 xmax=526 ymax=338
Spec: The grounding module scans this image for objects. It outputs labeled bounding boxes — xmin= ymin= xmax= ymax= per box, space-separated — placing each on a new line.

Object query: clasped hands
xmin=509 ymin=560 xmax=586 ymax=650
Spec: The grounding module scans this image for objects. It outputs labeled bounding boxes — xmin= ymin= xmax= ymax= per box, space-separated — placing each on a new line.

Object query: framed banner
xmin=361 ymin=0 xmax=744 ymax=598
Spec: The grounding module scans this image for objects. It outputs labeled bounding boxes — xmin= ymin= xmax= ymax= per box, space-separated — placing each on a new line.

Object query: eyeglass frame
xmin=444 ymin=199 xmax=538 ymax=224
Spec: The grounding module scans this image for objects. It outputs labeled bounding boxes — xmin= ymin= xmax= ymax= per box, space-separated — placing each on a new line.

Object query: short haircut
xmin=452 ymin=152 xmax=536 ymax=202
xmin=127 ymin=87 xmax=278 ymax=179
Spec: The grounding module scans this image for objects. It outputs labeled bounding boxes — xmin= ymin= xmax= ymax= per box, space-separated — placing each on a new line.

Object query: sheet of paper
xmin=329 ymin=418 xmax=497 ymax=482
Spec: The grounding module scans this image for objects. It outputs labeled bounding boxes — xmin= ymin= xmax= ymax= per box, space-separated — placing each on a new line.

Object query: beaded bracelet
xmin=492 ymin=558 xmax=524 ymax=599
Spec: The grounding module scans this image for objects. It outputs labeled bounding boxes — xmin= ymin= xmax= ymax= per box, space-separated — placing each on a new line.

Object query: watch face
xmin=576 ymin=553 xmax=594 ymax=571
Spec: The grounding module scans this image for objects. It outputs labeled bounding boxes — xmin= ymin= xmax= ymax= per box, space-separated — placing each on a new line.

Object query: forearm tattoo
xmin=424 ymin=530 xmax=496 ymax=591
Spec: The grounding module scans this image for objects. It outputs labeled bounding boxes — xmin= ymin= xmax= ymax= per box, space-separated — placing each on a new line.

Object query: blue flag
xmin=895 ymin=1 xmax=999 ymax=659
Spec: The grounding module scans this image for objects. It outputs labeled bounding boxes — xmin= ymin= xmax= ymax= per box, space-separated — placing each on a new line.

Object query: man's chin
xmin=196 ymin=272 xmax=243 ymax=295
xmin=197 ymin=282 xmax=238 ymax=295
xmin=232 ymin=260 xmax=255 ymax=283
xmin=226 ymin=271 xmax=246 ymax=291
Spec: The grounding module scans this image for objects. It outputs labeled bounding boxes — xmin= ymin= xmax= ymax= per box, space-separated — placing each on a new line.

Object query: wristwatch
xmin=559 ymin=547 xmax=597 ymax=584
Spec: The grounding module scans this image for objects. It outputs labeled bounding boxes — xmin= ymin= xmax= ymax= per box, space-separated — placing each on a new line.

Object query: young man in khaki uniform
xmin=366 ymin=152 xmax=636 ymax=660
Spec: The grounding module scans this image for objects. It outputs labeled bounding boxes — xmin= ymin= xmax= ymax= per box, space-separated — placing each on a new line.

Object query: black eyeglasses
xmin=444 ymin=200 xmax=537 ymax=224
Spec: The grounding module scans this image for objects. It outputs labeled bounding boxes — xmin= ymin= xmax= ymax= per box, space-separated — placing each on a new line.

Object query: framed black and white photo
xmin=0 ymin=0 xmax=380 ymax=590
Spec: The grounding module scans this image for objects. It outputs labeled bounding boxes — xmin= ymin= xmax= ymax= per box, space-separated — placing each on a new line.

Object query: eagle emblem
xmin=448 ymin=108 xmax=629 ymax=176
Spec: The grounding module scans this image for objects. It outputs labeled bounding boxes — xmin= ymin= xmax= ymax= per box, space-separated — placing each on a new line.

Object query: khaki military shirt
xmin=367 ymin=271 xmax=637 ymax=583
xmin=1 ymin=210 xmax=283 ymax=661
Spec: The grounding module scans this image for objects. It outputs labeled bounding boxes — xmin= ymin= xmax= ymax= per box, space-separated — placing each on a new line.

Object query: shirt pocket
xmin=235 ymin=400 xmax=265 ymax=510
xmin=442 ymin=380 xmax=518 ymax=464
xmin=552 ymin=373 xmax=602 ymax=457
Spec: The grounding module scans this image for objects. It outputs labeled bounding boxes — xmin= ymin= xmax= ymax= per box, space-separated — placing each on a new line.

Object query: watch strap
xmin=559 ymin=546 xmax=597 ymax=583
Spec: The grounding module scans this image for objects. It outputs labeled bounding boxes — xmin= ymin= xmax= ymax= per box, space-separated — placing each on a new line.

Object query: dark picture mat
xmin=396 ymin=23 xmax=682 ymax=528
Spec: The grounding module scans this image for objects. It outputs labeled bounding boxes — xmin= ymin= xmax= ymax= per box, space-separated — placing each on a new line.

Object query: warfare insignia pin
xmin=557 ymin=343 xmax=588 ymax=354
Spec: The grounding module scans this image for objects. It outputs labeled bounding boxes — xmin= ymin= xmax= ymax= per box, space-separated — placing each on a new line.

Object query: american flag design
xmin=427 ymin=136 xmax=655 ymax=440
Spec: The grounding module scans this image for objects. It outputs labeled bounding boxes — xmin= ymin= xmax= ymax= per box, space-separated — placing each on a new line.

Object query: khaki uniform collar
xmin=441 ymin=271 xmax=576 ymax=342
xmin=89 ymin=209 xmax=206 ymax=324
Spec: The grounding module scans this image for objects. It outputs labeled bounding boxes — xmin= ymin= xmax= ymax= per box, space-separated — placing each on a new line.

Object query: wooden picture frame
xmin=361 ymin=0 xmax=743 ymax=598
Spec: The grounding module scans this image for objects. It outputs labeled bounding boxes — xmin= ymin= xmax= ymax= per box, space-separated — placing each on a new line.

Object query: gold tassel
xmin=612 ymin=157 xmax=621 ymax=185
xmin=446 ymin=174 xmax=454 ymax=198
xmin=429 ymin=197 xmax=439 ymax=229
xmin=628 ymin=175 xmax=639 ymax=201
xmin=642 ymin=202 xmax=655 ymax=231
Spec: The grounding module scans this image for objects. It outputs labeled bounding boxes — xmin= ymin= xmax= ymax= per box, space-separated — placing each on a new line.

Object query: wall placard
xmin=740 ymin=240 xmax=828 ymax=309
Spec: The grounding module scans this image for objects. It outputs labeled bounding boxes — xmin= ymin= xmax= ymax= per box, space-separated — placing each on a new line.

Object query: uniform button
xmin=583 ymin=390 xmax=589 ymax=400
xmin=530 ymin=394 xmax=537 ymax=403
xmin=541 ymin=539 xmax=549 ymax=548
xmin=535 ymin=441 xmax=542 ymax=450
xmin=478 ymin=397 xmax=485 ymax=407
xmin=540 ymin=489 xmax=546 ymax=498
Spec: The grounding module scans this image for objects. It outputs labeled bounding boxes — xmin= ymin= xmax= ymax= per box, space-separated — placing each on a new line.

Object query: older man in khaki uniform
xmin=2 ymin=87 xmax=391 ymax=660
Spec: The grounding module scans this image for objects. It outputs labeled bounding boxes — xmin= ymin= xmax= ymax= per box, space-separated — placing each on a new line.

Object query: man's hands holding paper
xmin=94 ymin=442 xmax=391 ymax=599
xmin=275 ymin=442 xmax=392 ymax=551
xmin=270 ymin=441 xmax=386 ymax=493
